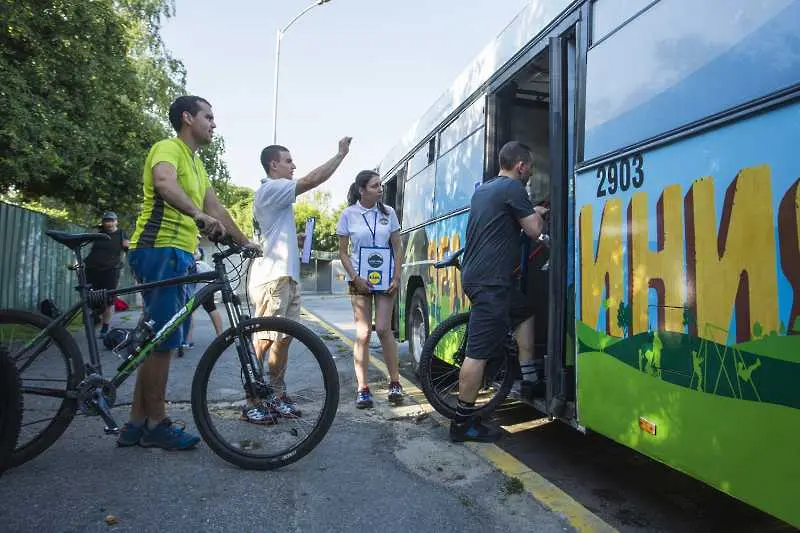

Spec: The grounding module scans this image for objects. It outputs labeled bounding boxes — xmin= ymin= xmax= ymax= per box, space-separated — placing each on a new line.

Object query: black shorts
xmin=464 ymin=285 xmax=534 ymax=360
xmin=85 ymin=267 xmax=121 ymax=306
xmin=201 ymin=293 xmax=217 ymax=313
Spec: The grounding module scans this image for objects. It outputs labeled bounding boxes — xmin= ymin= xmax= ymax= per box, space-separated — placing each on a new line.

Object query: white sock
xmin=520 ymin=362 xmax=539 ymax=382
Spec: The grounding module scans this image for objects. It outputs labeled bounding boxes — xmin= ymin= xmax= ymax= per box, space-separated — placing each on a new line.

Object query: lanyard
xmin=361 ymin=210 xmax=378 ymax=246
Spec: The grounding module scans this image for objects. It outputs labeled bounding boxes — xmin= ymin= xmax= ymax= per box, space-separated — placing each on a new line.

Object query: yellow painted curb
xmin=301 ymin=305 xmax=619 ymax=533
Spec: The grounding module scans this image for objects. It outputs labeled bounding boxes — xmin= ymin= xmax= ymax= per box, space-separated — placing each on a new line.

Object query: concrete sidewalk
xmin=0 ymin=302 xmax=573 ymax=533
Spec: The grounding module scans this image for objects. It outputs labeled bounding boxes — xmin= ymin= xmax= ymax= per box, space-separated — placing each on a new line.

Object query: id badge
xmin=358 ymin=246 xmax=393 ymax=292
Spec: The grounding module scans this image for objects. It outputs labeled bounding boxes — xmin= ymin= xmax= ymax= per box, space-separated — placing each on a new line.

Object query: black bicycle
xmin=0 ymin=229 xmax=339 ymax=470
xmin=0 ymin=346 xmax=22 ymax=475
xmin=418 ymin=234 xmax=550 ymax=420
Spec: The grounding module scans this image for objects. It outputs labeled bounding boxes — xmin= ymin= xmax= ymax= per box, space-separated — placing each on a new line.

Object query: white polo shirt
xmin=336 ymin=202 xmax=401 ymax=278
xmin=249 ymin=177 xmax=299 ymax=288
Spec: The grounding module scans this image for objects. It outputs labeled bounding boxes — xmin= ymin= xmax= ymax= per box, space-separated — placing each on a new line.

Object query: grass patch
xmin=459 ymin=496 xmax=473 ymax=507
xmin=502 ymin=476 xmax=524 ymax=495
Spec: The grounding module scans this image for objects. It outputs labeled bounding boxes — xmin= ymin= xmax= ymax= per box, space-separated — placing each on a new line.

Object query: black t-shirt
xmin=461 ymin=176 xmax=535 ymax=288
xmin=85 ymin=228 xmax=128 ymax=270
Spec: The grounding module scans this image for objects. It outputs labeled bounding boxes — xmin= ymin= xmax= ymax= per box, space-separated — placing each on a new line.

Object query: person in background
xmin=84 ymin=211 xmax=129 ymax=339
xmin=336 ymin=170 xmax=403 ymax=409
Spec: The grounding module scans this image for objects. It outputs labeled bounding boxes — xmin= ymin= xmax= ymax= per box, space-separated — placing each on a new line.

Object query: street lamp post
xmin=271 ymin=0 xmax=332 ymax=144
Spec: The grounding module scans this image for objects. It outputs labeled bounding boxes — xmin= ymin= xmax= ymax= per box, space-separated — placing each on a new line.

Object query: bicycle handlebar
xmin=195 ymin=220 xmax=261 ymax=262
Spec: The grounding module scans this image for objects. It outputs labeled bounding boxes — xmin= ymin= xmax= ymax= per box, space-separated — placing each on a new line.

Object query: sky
xmin=161 ymin=0 xmax=530 ymax=206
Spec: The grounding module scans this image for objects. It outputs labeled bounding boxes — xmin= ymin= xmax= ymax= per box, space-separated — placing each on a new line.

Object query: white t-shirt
xmin=249 ymin=177 xmax=299 ymax=287
xmin=336 ymin=202 xmax=401 ymax=279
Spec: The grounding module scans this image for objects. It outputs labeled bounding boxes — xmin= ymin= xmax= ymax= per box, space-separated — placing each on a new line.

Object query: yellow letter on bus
xmin=685 ymin=167 xmax=778 ymax=344
xmin=580 ymin=200 xmax=624 ymax=336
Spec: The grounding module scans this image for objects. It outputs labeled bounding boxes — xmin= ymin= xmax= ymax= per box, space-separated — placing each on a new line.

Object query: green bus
xmin=378 ymin=0 xmax=800 ymax=527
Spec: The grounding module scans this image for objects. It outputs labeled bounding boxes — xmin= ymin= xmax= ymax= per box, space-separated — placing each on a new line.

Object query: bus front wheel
xmin=406 ymin=287 xmax=428 ymax=375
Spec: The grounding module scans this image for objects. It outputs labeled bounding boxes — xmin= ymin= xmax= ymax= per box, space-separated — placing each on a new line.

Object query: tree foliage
xmin=0 ymin=0 xmax=229 ymax=226
xmin=293 ymin=191 xmax=347 ymax=253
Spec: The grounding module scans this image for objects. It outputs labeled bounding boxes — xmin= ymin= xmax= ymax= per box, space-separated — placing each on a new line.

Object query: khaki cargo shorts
xmin=251 ymin=276 xmax=301 ymax=341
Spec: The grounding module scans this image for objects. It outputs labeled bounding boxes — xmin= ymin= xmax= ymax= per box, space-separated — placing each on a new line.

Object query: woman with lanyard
xmin=336 ymin=170 xmax=404 ymax=408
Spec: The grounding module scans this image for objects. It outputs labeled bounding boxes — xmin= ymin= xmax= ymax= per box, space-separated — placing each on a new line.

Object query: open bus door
xmin=484 ymin=14 xmax=581 ymax=422
xmin=545 ymin=26 xmax=579 ymax=422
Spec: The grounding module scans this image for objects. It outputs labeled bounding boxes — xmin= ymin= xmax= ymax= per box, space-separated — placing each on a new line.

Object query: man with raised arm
xmin=120 ymin=95 xmax=258 ymax=450
xmin=243 ymin=138 xmax=351 ymax=425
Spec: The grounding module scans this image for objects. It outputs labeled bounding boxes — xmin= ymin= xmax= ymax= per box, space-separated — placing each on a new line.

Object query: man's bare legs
xmin=255 ymin=337 xmax=291 ymax=395
xmin=515 ymin=315 xmax=543 ymax=397
xmin=209 ymin=309 xmax=223 ymax=336
xmin=129 ymin=351 xmax=172 ymax=424
xmin=457 ymin=357 xmax=488 ymax=404
xmin=102 ymin=304 xmax=114 ymax=331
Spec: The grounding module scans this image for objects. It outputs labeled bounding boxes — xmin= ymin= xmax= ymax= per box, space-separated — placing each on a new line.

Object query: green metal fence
xmin=0 ymin=201 xmax=135 ymax=311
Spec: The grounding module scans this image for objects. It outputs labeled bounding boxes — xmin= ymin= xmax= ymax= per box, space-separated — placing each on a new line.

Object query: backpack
xmin=103 ymin=328 xmax=129 ymax=350
xmin=39 ymin=299 xmax=62 ymax=318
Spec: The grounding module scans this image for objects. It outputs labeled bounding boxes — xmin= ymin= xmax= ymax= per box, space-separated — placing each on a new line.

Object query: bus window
xmin=382 ymin=165 xmax=406 ymax=224
xmin=434 ymin=129 xmax=485 ymax=216
xmin=585 ymin=0 xmax=800 ymax=160
xmin=404 ymin=142 xmax=436 ymax=228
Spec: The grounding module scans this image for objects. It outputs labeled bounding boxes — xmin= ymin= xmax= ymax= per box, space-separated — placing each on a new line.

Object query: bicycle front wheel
xmin=0 ymin=309 xmax=83 ymax=468
xmin=192 ymin=317 xmax=339 ymax=470
xmin=419 ymin=312 xmax=514 ymax=419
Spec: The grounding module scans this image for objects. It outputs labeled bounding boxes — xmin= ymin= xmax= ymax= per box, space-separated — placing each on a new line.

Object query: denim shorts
xmin=128 ymin=247 xmax=194 ymax=351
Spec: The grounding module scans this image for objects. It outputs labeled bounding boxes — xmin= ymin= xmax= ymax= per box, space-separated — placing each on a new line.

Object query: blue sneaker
xmin=139 ymin=418 xmax=201 ymax=450
xmin=116 ymin=421 xmax=144 ymax=447
xmin=356 ymin=388 xmax=373 ymax=409
xmin=449 ymin=416 xmax=502 ymax=443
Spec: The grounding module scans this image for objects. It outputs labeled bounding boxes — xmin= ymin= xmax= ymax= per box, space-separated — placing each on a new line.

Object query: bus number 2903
xmin=596 ymin=154 xmax=645 ymax=198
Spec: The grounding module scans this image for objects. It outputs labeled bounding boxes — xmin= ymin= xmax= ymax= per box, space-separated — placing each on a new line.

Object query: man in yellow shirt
xmin=120 ymin=95 xmax=258 ymax=450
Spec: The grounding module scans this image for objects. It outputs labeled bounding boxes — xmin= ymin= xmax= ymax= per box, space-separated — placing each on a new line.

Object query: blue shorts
xmin=128 ymin=247 xmax=194 ymax=351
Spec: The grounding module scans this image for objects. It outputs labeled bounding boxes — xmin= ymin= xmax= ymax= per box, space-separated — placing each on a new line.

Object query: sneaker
xmin=116 ymin=421 xmax=144 ymax=447
xmin=182 ymin=342 xmax=195 ymax=349
xmin=449 ymin=416 xmax=502 ymax=443
xmin=239 ymin=404 xmax=279 ymax=425
xmin=139 ymin=418 xmax=201 ymax=450
xmin=267 ymin=394 xmax=301 ymax=418
xmin=387 ymin=382 xmax=404 ymax=404
xmin=356 ymin=388 xmax=374 ymax=409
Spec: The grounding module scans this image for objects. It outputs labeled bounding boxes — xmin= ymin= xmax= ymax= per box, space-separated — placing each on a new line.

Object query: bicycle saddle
xmin=45 ymin=230 xmax=109 ymax=250
xmin=434 ymin=248 xmax=464 ymax=269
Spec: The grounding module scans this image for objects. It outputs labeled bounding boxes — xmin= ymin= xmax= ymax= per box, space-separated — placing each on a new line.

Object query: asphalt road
xmin=0 ymin=305 xmax=572 ymax=533
xmin=300 ymin=294 xmax=796 ymax=533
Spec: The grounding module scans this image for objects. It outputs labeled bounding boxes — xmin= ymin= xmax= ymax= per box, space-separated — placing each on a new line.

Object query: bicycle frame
xmin=15 ymin=245 xmax=262 ymax=401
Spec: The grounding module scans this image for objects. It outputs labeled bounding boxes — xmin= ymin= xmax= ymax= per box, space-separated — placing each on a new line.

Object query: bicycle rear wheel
xmin=0 ymin=309 xmax=83 ymax=468
xmin=192 ymin=317 xmax=339 ymax=470
xmin=419 ymin=312 xmax=515 ymax=419
xmin=0 ymin=347 xmax=23 ymax=474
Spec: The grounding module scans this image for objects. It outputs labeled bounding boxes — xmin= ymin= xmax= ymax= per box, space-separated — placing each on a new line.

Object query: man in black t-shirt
xmin=451 ymin=141 xmax=548 ymax=443
xmin=85 ymin=211 xmax=130 ymax=338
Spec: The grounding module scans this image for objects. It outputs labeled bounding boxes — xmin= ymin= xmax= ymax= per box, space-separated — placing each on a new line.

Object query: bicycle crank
xmin=76 ymin=374 xmax=120 ymax=434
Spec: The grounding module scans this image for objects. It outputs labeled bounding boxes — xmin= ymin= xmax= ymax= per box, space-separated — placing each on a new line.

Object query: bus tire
xmin=406 ymin=287 xmax=428 ymax=375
